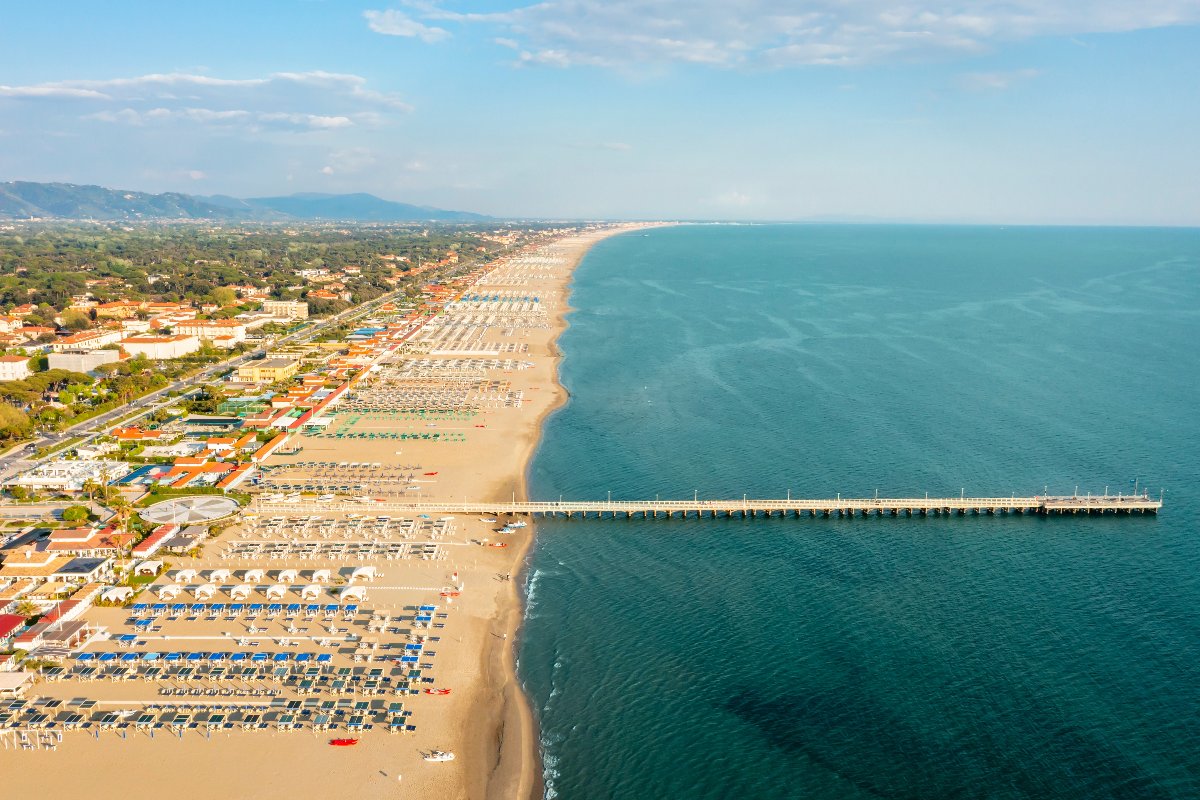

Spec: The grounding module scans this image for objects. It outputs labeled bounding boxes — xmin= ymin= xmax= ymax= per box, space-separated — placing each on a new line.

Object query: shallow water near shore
xmin=521 ymin=224 xmax=1200 ymax=799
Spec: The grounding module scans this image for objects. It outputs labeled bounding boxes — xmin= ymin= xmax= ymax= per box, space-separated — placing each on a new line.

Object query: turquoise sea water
xmin=519 ymin=224 xmax=1200 ymax=799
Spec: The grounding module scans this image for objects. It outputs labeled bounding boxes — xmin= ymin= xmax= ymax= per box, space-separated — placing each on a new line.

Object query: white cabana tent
xmin=311 ymin=569 xmax=332 ymax=583
xmin=244 ymin=568 xmax=265 ymax=583
xmin=230 ymin=584 xmax=253 ymax=601
xmin=102 ymin=587 xmax=134 ymax=603
xmin=194 ymin=583 xmax=217 ymax=601
xmin=265 ymin=584 xmax=288 ymax=601
xmin=299 ymin=584 xmax=322 ymax=600
xmin=156 ymin=584 xmax=181 ymax=600
xmin=208 ymin=568 xmax=232 ymax=583
xmin=133 ymin=560 xmax=163 ymax=577
xmin=349 ymin=566 xmax=376 ymax=582
xmin=277 ymin=568 xmax=299 ymax=584
xmin=340 ymin=585 xmax=367 ymax=602
xmin=174 ymin=568 xmax=198 ymax=583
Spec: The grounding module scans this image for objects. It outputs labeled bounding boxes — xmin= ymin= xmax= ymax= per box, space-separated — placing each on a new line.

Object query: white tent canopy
xmin=194 ymin=583 xmax=217 ymax=601
xmin=230 ymin=584 xmax=253 ymax=601
xmin=311 ymin=569 xmax=332 ymax=583
xmin=265 ymin=584 xmax=288 ymax=600
xmin=277 ymin=569 xmax=299 ymax=584
xmin=102 ymin=587 xmax=134 ymax=603
xmin=350 ymin=566 xmax=376 ymax=582
xmin=133 ymin=560 xmax=162 ymax=576
xmin=156 ymin=584 xmax=181 ymax=600
xmin=244 ymin=568 xmax=265 ymax=583
xmin=340 ymin=585 xmax=367 ymax=602
xmin=299 ymin=584 xmax=322 ymax=600
xmin=208 ymin=568 xmax=232 ymax=583
xmin=174 ymin=568 xmax=198 ymax=583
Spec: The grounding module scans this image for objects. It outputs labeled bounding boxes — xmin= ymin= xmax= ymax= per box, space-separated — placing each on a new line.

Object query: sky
xmin=1 ymin=1 xmax=1199 ymax=224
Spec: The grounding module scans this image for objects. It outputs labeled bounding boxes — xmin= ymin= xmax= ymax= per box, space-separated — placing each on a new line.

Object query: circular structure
xmin=141 ymin=495 xmax=241 ymax=525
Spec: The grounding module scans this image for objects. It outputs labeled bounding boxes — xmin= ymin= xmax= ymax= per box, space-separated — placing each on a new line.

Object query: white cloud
xmin=86 ymin=106 xmax=358 ymax=132
xmin=186 ymin=170 xmax=206 ymax=180
xmin=715 ymin=190 xmax=752 ymax=207
xmin=958 ymin=67 xmax=1041 ymax=91
xmin=327 ymin=147 xmax=380 ymax=173
xmin=1 ymin=70 xmax=412 ymax=133
xmin=321 ymin=166 xmax=335 ymax=175
xmin=380 ymin=1 xmax=1200 ymax=69
xmin=0 ymin=85 xmax=109 ymax=99
xmin=364 ymin=9 xmax=451 ymax=43
xmin=259 ymin=112 xmax=354 ymax=129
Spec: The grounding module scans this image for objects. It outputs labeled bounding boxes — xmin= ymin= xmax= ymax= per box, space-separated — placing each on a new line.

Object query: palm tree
xmin=15 ymin=598 xmax=39 ymax=620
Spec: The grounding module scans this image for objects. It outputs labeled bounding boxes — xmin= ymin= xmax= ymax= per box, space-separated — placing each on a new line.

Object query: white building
xmin=49 ymin=329 xmax=123 ymax=353
xmin=48 ymin=350 xmax=121 ymax=373
xmin=119 ymin=334 xmax=200 ymax=360
xmin=262 ymin=300 xmax=309 ymax=320
xmin=174 ymin=319 xmax=247 ymax=346
xmin=9 ymin=460 xmax=131 ymax=492
xmin=0 ymin=355 xmax=31 ymax=381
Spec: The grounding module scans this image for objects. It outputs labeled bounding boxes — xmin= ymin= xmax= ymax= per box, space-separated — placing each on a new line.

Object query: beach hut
xmin=208 ymin=568 xmax=232 ymax=583
xmin=101 ymin=586 xmax=134 ymax=604
xmin=265 ymin=584 xmax=288 ymax=601
xmin=299 ymin=584 xmax=322 ymax=601
xmin=174 ymin=568 xmax=198 ymax=583
xmin=230 ymin=584 xmax=253 ymax=601
xmin=311 ymin=568 xmax=332 ymax=584
xmin=350 ymin=566 xmax=376 ymax=582
xmin=340 ymin=585 xmax=367 ymax=603
xmin=277 ymin=568 xmax=299 ymax=584
xmin=133 ymin=560 xmax=163 ymax=577
xmin=244 ymin=568 xmax=265 ymax=584
xmin=156 ymin=584 xmax=182 ymax=601
xmin=194 ymin=583 xmax=217 ymax=601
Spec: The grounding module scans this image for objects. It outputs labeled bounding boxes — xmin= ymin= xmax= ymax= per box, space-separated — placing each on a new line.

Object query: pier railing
xmin=252 ymin=495 xmax=1161 ymax=518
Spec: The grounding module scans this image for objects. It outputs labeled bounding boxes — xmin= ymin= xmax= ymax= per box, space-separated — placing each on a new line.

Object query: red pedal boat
xmin=329 ymin=738 xmax=359 ymax=747
xmin=425 ymin=688 xmax=451 ymax=696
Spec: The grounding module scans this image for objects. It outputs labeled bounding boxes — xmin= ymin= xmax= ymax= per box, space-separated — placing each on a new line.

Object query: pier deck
xmin=254 ymin=495 xmax=1162 ymax=518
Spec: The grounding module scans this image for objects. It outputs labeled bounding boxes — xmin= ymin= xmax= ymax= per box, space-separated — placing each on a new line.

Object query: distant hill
xmin=0 ymin=181 xmax=488 ymax=222
xmin=243 ymin=192 xmax=489 ymax=222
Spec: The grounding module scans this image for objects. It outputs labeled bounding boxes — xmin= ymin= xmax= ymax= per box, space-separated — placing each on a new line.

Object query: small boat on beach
xmin=425 ymin=688 xmax=451 ymax=696
xmin=329 ymin=738 xmax=358 ymax=747
xmin=488 ymin=542 xmax=508 ymax=548
xmin=424 ymin=750 xmax=455 ymax=762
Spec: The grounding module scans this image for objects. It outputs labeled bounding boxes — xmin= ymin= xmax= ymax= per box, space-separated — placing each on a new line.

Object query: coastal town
xmin=0 ymin=222 xmax=634 ymax=798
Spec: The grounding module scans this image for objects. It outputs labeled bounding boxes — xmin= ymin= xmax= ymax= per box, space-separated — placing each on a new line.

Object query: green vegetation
xmin=61 ymin=504 xmax=90 ymax=522
xmin=0 ymin=222 xmax=520 ymax=312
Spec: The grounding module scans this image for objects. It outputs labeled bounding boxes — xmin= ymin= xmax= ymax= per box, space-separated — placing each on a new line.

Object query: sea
xmin=519 ymin=224 xmax=1200 ymax=800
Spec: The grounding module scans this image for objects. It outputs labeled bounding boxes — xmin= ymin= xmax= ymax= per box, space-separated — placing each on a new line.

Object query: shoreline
xmin=480 ymin=224 xmax=653 ymax=800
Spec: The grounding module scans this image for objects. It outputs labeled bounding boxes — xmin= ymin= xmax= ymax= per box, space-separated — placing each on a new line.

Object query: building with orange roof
xmin=50 ymin=329 xmax=123 ymax=353
xmin=45 ymin=526 xmax=136 ymax=556
xmin=112 ymin=426 xmax=165 ymax=441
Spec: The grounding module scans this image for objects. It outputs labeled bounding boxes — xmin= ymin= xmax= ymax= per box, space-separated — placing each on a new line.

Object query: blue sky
xmin=2 ymin=1 xmax=1199 ymax=224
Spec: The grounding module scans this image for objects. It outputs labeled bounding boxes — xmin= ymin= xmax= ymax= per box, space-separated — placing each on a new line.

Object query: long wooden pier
xmin=253 ymin=494 xmax=1162 ymax=518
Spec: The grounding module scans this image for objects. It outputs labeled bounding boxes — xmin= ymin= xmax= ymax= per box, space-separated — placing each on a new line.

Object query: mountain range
xmin=0 ymin=181 xmax=489 ymax=222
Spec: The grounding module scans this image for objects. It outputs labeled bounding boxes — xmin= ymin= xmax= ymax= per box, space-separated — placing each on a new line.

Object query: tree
xmin=15 ymin=598 xmax=39 ymax=620
xmin=0 ymin=400 xmax=33 ymax=442
xmin=211 ymin=286 xmax=238 ymax=306
xmin=60 ymin=309 xmax=92 ymax=331
xmin=62 ymin=505 xmax=90 ymax=522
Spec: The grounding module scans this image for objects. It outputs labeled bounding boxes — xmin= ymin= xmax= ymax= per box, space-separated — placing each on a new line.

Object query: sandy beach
xmin=0 ymin=224 xmax=646 ymax=799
